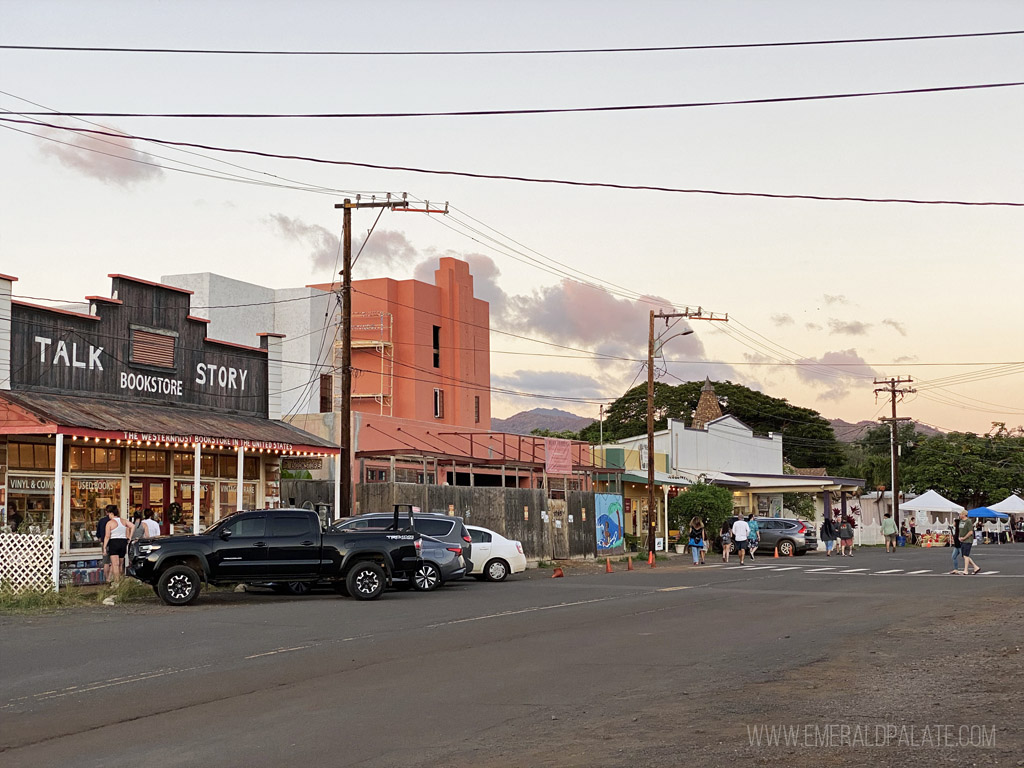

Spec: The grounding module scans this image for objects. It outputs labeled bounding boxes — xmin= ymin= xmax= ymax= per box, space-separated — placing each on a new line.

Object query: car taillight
xmin=415 ymin=539 xmax=422 ymax=551
xmin=797 ymin=523 xmax=807 ymax=534
xmin=447 ymin=546 xmax=463 ymax=556
xmin=462 ymin=533 xmax=472 ymax=543
xmin=516 ymin=542 xmax=523 ymax=554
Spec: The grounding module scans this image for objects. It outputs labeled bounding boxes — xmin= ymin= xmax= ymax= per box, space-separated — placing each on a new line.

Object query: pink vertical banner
xmin=545 ymin=438 xmax=572 ymax=475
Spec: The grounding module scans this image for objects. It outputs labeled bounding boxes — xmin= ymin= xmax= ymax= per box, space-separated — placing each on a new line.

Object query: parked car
xmin=128 ymin=508 xmax=422 ymax=605
xmin=330 ymin=512 xmax=473 ymax=590
xmin=465 ymin=525 xmax=527 ymax=582
xmin=712 ymin=517 xmax=818 ymax=557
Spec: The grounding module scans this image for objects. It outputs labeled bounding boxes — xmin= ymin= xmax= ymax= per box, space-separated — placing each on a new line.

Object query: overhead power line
xmin=10 ymin=82 xmax=1024 ymax=119
xmin=3 ymin=117 xmax=1020 ymax=207
xmin=2 ymin=30 xmax=1021 ymax=55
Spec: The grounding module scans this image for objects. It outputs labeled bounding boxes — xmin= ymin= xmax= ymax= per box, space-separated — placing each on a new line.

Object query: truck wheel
xmin=157 ymin=565 xmax=201 ymax=606
xmin=346 ymin=562 xmax=385 ymax=600
xmin=485 ymin=559 xmax=510 ymax=582
xmin=413 ymin=562 xmax=441 ymax=591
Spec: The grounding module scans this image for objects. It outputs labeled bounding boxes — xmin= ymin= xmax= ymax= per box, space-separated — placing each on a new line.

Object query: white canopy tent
xmin=899 ymin=489 xmax=964 ymax=531
xmin=990 ymin=494 xmax=1024 ymax=514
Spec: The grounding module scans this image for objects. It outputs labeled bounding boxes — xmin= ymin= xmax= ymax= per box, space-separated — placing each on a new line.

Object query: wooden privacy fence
xmin=0 ymin=532 xmax=53 ymax=593
xmin=357 ymin=483 xmax=622 ymax=560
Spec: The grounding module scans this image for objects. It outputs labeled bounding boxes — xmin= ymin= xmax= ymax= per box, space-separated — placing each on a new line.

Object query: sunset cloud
xmin=38 ymin=123 xmax=163 ymax=187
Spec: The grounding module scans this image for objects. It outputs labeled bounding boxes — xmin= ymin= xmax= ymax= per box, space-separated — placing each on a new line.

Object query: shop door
xmin=548 ymin=499 xmax=570 ymax=559
xmin=132 ymin=479 xmax=171 ymax=534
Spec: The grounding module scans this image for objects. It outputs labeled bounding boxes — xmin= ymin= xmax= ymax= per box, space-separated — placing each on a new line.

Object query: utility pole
xmin=331 ymin=196 xmax=447 ymax=520
xmin=874 ymin=377 xmax=915 ymax=527
xmin=333 ymin=196 xmax=417 ymax=520
xmin=646 ymin=308 xmax=727 ymax=559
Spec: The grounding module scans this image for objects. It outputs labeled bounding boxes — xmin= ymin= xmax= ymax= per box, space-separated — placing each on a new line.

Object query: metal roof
xmin=1 ymin=391 xmax=336 ymax=451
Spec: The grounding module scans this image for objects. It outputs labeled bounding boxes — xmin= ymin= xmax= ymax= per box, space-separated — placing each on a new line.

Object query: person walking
xmin=958 ymin=510 xmax=981 ymax=575
xmin=102 ymin=505 xmax=135 ymax=584
xmin=820 ymin=516 xmax=838 ymax=557
xmin=838 ymin=517 xmax=855 ymax=557
xmin=881 ymin=512 xmax=899 ymax=553
xmin=720 ymin=520 xmax=732 ymax=563
xmin=687 ymin=516 xmax=706 ymax=565
xmin=949 ymin=518 xmax=963 ymax=574
xmin=747 ymin=514 xmax=760 ymax=561
xmin=731 ymin=516 xmax=751 ymax=565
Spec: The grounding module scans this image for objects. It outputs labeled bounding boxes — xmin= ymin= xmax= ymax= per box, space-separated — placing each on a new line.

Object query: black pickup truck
xmin=128 ymin=507 xmax=421 ymax=605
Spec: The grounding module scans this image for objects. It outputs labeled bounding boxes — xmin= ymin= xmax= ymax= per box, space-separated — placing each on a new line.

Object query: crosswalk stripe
xmin=839 ymin=568 xmax=869 ymax=573
xmin=771 ymin=567 xmax=801 ymax=571
xmin=976 ymin=571 xmax=999 ymax=575
xmin=875 ymin=569 xmax=904 ymax=574
xmin=806 ymin=568 xmax=838 ymax=572
xmin=906 ymin=570 xmax=932 ymax=574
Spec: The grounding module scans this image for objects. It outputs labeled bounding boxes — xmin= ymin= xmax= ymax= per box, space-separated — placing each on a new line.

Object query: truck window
xmin=270 ymin=516 xmax=315 ymax=538
xmin=226 ymin=516 xmax=266 ymax=537
xmin=416 ymin=519 xmax=455 ymax=537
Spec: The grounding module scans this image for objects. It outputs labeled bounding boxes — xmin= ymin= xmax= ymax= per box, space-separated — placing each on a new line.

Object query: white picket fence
xmin=0 ymin=532 xmax=54 ymax=593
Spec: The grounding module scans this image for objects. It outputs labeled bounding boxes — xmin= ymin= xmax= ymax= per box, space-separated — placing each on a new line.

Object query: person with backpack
xmin=687 ymin=516 xmax=706 ymax=566
xmin=838 ymin=517 xmax=855 ymax=557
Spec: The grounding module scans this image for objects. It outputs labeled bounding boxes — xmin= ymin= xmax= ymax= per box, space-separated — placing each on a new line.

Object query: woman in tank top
xmin=102 ymin=506 xmax=134 ymax=583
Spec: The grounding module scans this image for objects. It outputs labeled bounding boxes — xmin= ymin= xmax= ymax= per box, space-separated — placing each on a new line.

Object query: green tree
xmin=902 ymin=431 xmax=1024 ymax=508
xmin=529 ymin=428 xmax=581 ymax=440
xmin=668 ymin=482 xmax=734 ymax=536
xmin=579 ymin=380 xmax=845 ymax=472
xmin=837 ymin=422 xmax=922 ymax=490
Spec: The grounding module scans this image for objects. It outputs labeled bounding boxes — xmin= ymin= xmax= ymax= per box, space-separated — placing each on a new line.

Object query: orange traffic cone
xmin=627 ymin=557 xmax=634 ymax=571
xmin=789 ymin=546 xmax=794 ymax=557
xmin=605 ymin=557 xmax=614 ymax=573
xmin=552 ymin=567 xmax=564 ymax=578
xmin=648 ymin=550 xmax=656 ymax=568
xmin=773 ymin=546 xmax=779 ymax=558
xmin=926 ymin=541 xmax=932 ymax=548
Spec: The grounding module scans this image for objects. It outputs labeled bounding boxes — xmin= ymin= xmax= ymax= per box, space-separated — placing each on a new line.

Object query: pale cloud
xmin=771 ymin=313 xmax=794 ymax=326
xmin=267 ymin=215 xmax=339 ymax=270
xmin=795 ymin=348 xmax=878 ymax=401
xmin=823 ymin=294 xmax=849 ymax=306
xmin=38 ymin=123 xmax=163 ymax=187
xmin=492 ymin=369 xmax=606 ymax=399
xmin=415 ymin=252 xmax=508 ymax=319
xmin=828 ymin=319 xmax=872 ymax=336
xmin=805 ymin=322 xmax=823 ymax=331
xmin=882 ymin=318 xmax=907 ymax=336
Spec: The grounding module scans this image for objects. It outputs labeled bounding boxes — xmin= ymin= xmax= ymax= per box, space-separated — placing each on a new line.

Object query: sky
xmin=2 ymin=0 xmax=1023 ymax=435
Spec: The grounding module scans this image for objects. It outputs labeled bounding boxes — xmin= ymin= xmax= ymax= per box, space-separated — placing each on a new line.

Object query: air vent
xmin=131 ymin=329 xmax=175 ymax=368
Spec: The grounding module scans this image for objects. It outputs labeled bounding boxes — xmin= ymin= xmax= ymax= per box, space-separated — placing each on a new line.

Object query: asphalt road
xmin=2 ymin=544 xmax=1022 ymax=768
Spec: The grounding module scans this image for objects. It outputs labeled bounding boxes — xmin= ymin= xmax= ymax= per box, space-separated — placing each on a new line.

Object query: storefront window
xmin=219 ymin=481 xmax=257 ymax=519
xmin=264 ymin=462 xmax=280 ymax=509
xmin=130 ymin=449 xmax=169 ymax=474
xmin=173 ymin=451 xmax=216 ymax=477
xmin=174 ymin=480 xmax=214 ymax=530
xmin=69 ymin=478 xmax=122 ymax=549
xmin=70 ymin=446 xmax=123 ymax=472
xmin=9 ymin=442 xmax=56 ymax=470
xmin=216 ymin=454 xmax=260 ymax=479
xmin=6 ymin=475 xmax=54 ymax=532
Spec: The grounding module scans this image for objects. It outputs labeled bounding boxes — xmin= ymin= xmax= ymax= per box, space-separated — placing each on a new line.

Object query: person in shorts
xmin=95 ymin=509 xmax=112 ymax=582
xmin=731 ymin=517 xmax=751 ymax=565
xmin=957 ymin=510 xmax=980 ymax=575
xmin=881 ymin=512 xmax=899 ymax=553
xmin=720 ymin=521 xmax=732 ymax=563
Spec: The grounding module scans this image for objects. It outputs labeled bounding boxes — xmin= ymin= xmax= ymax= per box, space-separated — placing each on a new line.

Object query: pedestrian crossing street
xmin=693 ymin=560 xmax=1017 ymax=577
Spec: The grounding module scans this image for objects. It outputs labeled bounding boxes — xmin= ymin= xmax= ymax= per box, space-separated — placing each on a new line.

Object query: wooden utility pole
xmin=874 ymin=377 xmax=915 ymax=526
xmin=332 ymin=196 xmax=446 ymax=520
xmin=646 ymin=308 xmax=728 ymax=559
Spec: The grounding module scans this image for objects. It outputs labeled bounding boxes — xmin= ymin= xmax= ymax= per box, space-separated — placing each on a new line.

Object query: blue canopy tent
xmin=966 ymin=507 xmax=1010 ymax=545
xmin=966 ymin=507 xmax=1010 ymax=519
